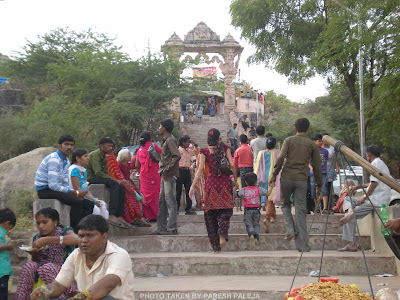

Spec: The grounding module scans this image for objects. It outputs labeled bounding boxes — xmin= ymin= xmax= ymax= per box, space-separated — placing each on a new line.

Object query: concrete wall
xmin=236 ymin=97 xmax=264 ymax=115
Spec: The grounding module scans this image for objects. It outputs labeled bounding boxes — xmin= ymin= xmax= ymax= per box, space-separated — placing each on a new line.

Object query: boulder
xmin=0 ymin=89 xmax=25 ymax=105
xmin=0 ymin=147 xmax=55 ymax=207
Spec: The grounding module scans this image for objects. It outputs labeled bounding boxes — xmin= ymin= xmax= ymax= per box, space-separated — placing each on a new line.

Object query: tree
xmin=264 ymin=90 xmax=297 ymax=112
xmin=0 ymin=28 xmax=192 ymax=155
xmin=230 ymin=0 xmax=400 ymax=145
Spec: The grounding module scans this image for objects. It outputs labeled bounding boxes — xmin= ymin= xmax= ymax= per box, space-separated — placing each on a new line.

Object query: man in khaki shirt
xmin=154 ymin=119 xmax=181 ymax=235
xmin=270 ymin=118 xmax=322 ymax=252
xmin=30 ymin=215 xmax=135 ymax=300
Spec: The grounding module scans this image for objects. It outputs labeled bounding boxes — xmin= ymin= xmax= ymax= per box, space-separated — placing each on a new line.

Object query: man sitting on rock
xmin=86 ymin=137 xmax=126 ymax=228
xmin=30 ymin=214 xmax=135 ymax=300
xmin=35 ymin=135 xmax=90 ymax=229
xmin=338 ymin=145 xmax=392 ymax=252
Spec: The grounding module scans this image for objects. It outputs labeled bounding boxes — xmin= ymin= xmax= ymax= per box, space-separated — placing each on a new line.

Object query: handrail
xmin=322 ymin=135 xmax=400 ymax=193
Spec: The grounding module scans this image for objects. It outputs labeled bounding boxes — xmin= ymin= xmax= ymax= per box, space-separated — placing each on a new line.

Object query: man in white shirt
xmin=338 ymin=145 xmax=392 ymax=252
xmin=186 ymin=101 xmax=194 ymax=124
xmin=250 ymin=125 xmax=267 ymax=168
xmin=176 ymin=135 xmax=197 ymax=215
xmin=227 ymin=123 xmax=239 ymax=156
xmin=30 ymin=215 xmax=135 ymax=300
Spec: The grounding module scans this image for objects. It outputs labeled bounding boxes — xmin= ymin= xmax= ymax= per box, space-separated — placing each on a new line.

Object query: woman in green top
xmin=15 ymin=208 xmax=78 ymax=300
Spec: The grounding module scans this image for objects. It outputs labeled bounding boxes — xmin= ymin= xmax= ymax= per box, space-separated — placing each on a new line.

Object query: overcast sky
xmin=0 ymin=0 xmax=327 ymax=102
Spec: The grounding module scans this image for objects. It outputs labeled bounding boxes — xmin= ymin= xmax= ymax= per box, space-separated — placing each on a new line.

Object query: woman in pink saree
xmin=135 ymin=131 xmax=162 ymax=221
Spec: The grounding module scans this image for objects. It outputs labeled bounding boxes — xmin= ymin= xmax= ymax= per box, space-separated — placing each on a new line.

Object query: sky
xmin=0 ymin=0 xmax=327 ymax=102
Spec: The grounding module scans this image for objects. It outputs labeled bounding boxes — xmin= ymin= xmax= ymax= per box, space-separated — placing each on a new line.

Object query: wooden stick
xmin=322 ymin=135 xmax=400 ymax=193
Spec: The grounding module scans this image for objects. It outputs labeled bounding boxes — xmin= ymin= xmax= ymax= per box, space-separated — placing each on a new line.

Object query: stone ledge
xmin=34 ymin=198 xmax=71 ymax=227
xmin=32 ymin=184 xmax=110 ymax=228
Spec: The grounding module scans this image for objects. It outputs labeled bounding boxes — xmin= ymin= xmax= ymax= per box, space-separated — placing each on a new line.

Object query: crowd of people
xmin=180 ymin=96 xmax=224 ymax=124
xmin=0 ymin=116 xmax=397 ymax=299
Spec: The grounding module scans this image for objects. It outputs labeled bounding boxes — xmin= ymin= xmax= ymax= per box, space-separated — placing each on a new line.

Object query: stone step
xmin=108 ymin=219 xmax=343 ymax=236
xmin=130 ymin=250 xmax=395 ymax=277
xmin=173 ymin=210 xmax=345 ymax=223
xmin=108 ymin=211 xmax=347 ymax=236
xmin=88 ymin=184 xmax=110 ymax=204
xmin=133 ymin=274 xmax=400 ymax=300
xmin=110 ymin=234 xmax=370 ymax=253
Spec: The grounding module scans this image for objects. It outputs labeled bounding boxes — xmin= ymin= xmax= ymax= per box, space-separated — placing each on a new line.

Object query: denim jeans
xmin=0 ymin=275 xmax=9 ymax=300
xmin=244 ymin=208 xmax=261 ymax=239
xmin=239 ymin=167 xmax=253 ymax=188
xmin=157 ymin=176 xmax=178 ymax=232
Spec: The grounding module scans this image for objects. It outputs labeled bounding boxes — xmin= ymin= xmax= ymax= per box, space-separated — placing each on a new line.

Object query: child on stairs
xmin=237 ymin=172 xmax=270 ymax=249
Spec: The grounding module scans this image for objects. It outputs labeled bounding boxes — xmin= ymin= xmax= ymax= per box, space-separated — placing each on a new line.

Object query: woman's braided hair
xmin=207 ymin=128 xmax=224 ymax=176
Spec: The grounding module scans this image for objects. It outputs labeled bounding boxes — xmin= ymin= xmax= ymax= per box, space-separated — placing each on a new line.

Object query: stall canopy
xmin=200 ymin=90 xmax=223 ymax=98
xmin=0 ymin=78 xmax=7 ymax=83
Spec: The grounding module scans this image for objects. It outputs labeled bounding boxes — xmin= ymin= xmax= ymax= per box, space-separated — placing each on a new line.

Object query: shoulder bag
xmin=147 ymin=143 xmax=160 ymax=163
xmin=220 ymin=153 xmax=233 ymax=176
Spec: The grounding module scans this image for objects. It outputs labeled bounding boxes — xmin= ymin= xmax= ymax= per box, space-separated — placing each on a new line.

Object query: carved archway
xmin=161 ymin=22 xmax=243 ymax=114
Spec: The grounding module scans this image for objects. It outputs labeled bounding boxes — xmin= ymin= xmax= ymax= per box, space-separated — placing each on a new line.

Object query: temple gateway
xmin=162 ymin=22 xmax=244 ymax=115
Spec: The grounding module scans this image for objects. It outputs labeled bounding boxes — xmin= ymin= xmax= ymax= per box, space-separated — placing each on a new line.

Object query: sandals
xmin=150 ymin=229 xmax=179 ymax=235
xmin=150 ymin=231 xmax=164 ymax=235
xmin=284 ymin=234 xmax=296 ymax=241
xmin=263 ymin=219 xmax=269 ymax=233
xmin=108 ymin=220 xmax=129 ymax=229
xmin=131 ymin=219 xmax=152 ymax=227
xmin=338 ymin=244 xmax=358 ymax=252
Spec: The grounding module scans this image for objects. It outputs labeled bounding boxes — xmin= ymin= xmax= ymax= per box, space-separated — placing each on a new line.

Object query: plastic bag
xmin=376 ymin=288 xmax=399 ymax=300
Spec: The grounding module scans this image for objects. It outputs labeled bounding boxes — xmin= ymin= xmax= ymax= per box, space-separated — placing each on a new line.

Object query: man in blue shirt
xmin=35 ymin=135 xmax=89 ymax=229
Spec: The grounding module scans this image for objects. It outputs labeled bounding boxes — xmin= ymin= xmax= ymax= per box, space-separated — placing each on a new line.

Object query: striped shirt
xmin=34 ymin=150 xmax=71 ymax=193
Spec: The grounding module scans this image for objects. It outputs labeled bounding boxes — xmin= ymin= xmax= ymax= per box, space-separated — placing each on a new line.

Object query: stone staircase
xmin=181 ymin=114 xmax=232 ymax=148
xmin=107 ymin=211 xmax=400 ymax=300
xmin=10 ymin=185 xmax=400 ymax=300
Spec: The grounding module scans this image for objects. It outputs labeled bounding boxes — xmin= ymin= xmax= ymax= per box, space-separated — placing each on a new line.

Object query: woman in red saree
xmin=106 ymin=146 xmax=140 ymax=227
xmin=135 ymin=131 xmax=162 ymax=221
xmin=117 ymin=149 xmax=151 ymax=227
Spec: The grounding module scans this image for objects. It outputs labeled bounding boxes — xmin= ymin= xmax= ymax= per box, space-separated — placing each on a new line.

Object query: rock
xmin=0 ymin=147 xmax=55 ymax=207
xmin=0 ymin=89 xmax=25 ymax=105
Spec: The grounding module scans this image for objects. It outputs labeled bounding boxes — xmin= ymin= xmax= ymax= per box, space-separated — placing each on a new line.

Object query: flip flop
xmin=338 ymin=245 xmax=358 ymax=252
xmin=150 ymin=230 xmax=167 ymax=235
xmin=108 ymin=220 xmax=129 ymax=229
xmin=284 ymin=234 xmax=296 ymax=241
xmin=121 ymin=222 xmax=135 ymax=229
xmin=162 ymin=230 xmax=178 ymax=235
xmin=263 ymin=219 xmax=269 ymax=233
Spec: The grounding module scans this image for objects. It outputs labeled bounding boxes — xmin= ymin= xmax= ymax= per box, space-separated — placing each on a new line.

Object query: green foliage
xmin=6 ymin=191 xmax=34 ymax=230
xmin=0 ymin=28 xmax=124 ymax=88
xmin=231 ymin=0 xmax=400 ymax=147
xmin=264 ymin=90 xmax=297 ymax=112
xmin=0 ymin=113 xmax=45 ymax=161
xmin=266 ymin=82 xmax=359 ymax=151
xmin=0 ymin=28 xmax=192 ymax=159
xmin=267 ymin=111 xmax=300 ymax=142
